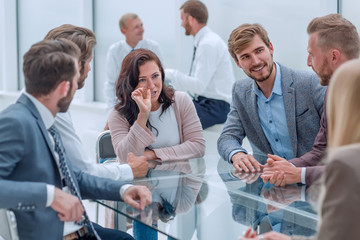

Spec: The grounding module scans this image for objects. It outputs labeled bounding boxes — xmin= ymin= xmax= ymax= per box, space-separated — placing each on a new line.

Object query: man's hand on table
xmin=231 ymin=152 xmax=263 ymax=173
xmin=261 ymin=154 xmax=302 ymax=186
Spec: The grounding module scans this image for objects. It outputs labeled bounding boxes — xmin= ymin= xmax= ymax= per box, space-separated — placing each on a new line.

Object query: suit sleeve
xmin=72 ymin=167 xmax=130 ymax=201
xmin=217 ymin=81 xmax=248 ymax=162
xmin=0 ymin=115 xmax=47 ymax=209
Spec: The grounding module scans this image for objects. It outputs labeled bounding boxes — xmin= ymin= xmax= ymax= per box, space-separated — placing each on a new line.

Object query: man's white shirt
xmin=165 ymin=26 xmax=235 ymax=103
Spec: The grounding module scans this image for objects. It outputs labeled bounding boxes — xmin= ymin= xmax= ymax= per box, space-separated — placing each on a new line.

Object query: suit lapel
xmin=280 ymin=65 xmax=297 ymax=155
xmin=17 ymin=94 xmax=58 ymax=160
xmin=245 ymin=88 xmax=272 ymax=153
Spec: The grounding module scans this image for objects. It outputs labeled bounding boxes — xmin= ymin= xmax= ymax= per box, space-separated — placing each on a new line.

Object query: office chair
xmin=94 ymin=130 xmax=117 ymax=223
xmin=96 ymin=130 xmax=116 ymax=164
xmin=0 ymin=209 xmax=19 ymax=240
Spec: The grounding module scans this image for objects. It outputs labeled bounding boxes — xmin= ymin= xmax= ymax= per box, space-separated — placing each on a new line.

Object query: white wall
xmin=342 ymin=0 xmax=360 ymax=32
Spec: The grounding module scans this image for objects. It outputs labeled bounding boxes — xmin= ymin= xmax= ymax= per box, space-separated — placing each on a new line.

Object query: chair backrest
xmin=0 ymin=209 xmax=19 ymax=240
xmin=96 ymin=130 xmax=116 ymax=163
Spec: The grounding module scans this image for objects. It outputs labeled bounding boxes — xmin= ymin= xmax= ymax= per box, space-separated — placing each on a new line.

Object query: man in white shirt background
xmin=165 ymin=0 xmax=235 ymax=129
xmin=104 ymin=13 xmax=162 ymax=116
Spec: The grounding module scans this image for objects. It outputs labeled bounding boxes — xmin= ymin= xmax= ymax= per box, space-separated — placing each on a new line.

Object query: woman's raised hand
xmin=132 ymin=87 xmax=151 ymax=128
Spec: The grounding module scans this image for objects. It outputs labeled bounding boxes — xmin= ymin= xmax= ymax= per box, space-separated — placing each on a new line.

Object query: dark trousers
xmin=87 ymin=222 xmax=134 ymax=240
xmin=193 ymin=96 xmax=230 ymax=129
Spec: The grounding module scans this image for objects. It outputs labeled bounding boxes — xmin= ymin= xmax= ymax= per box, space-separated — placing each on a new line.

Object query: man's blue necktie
xmin=49 ymin=125 xmax=100 ymax=239
xmin=189 ymin=46 xmax=197 ymax=76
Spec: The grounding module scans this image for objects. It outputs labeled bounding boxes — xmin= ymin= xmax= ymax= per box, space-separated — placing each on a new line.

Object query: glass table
xmin=96 ymin=154 xmax=318 ymax=240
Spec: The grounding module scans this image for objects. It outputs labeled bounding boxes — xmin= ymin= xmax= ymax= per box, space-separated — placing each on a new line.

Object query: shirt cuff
xmin=119 ymin=184 xmax=133 ymax=198
xmin=300 ymin=185 xmax=306 ymax=201
xmin=229 ymin=150 xmax=247 ymax=163
xmin=301 ymin=167 xmax=306 ymax=184
xmin=46 ymin=184 xmax=55 ymax=207
xmin=121 ymin=164 xmax=134 ymax=180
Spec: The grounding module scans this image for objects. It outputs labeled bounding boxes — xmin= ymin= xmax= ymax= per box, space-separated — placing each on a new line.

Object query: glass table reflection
xmin=95 ymin=154 xmax=318 ymax=240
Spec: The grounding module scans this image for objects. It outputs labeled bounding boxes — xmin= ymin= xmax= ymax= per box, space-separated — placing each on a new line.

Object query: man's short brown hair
xmin=228 ymin=23 xmax=271 ymax=61
xmin=307 ymin=14 xmax=360 ymax=59
xmin=180 ymin=0 xmax=208 ymax=25
xmin=23 ymin=40 xmax=80 ymax=97
xmin=44 ymin=24 xmax=96 ymax=76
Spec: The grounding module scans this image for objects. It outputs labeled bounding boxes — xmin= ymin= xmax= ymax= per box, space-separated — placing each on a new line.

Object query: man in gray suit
xmin=262 ymin=14 xmax=360 ymax=186
xmin=0 ymin=40 xmax=151 ymax=239
xmin=217 ymin=23 xmax=325 ymax=175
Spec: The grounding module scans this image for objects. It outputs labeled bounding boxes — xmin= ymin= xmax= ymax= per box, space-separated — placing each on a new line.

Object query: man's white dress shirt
xmin=166 ymin=26 xmax=235 ymax=103
xmin=55 ymin=111 xmax=134 ymax=181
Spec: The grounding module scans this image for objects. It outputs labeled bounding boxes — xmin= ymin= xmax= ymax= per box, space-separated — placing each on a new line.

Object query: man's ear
xmin=331 ymin=49 xmax=341 ymax=62
xmin=56 ymin=80 xmax=70 ymax=98
xmin=120 ymin=27 xmax=126 ymax=35
xmin=268 ymin=41 xmax=274 ymax=55
xmin=188 ymin=15 xmax=196 ymax=26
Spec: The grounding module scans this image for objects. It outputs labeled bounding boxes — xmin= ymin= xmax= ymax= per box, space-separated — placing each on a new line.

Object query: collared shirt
xmin=253 ymin=63 xmax=294 ymax=160
xmin=104 ymin=39 xmax=162 ymax=110
xmin=165 ymin=26 xmax=235 ymax=103
xmin=55 ymin=111 xmax=134 ymax=181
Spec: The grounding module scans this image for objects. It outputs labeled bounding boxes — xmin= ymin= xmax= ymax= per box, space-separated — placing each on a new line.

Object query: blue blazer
xmin=0 ymin=94 xmax=129 ymax=240
xmin=217 ymin=64 xmax=326 ymax=163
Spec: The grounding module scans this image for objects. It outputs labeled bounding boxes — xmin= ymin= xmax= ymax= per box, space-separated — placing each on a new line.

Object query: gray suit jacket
xmin=0 ymin=94 xmax=129 ymax=240
xmin=218 ymin=63 xmax=326 ymax=163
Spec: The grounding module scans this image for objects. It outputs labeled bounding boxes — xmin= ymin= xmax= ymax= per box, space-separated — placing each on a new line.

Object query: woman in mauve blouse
xmin=108 ymin=48 xmax=205 ymax=165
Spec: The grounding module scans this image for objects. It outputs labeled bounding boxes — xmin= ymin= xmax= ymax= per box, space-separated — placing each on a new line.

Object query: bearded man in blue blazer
xmin=0 ymin=39 xmax=151 ymax=240
xmin=217 ymin=23 xmax=326 ymax=180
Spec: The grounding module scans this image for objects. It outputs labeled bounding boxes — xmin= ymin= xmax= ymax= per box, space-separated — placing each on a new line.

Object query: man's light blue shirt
xmin=229 ymin=63 xmax=294 ymax=162
xmin=254 ymin=63 xmax=294 ymax=160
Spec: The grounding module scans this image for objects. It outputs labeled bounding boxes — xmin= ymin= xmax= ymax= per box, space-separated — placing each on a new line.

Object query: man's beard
xmin=315 ymin=59 xmax=332 ymax=86
xmin=57 ymin=88 xmax=74 ymax=112
xmin=77 ymin=69 xmax=86 ymax=89
xmin=184 ymin=21 xmax=191 ymax=36
xmin=248 ymin=60 xmax=274 ymax=83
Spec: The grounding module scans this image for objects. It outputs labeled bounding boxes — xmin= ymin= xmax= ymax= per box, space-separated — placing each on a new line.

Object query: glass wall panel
xmin=17 ymin=0 xmax=93 ymax=101
xmin=94 ymin=0 xmax=336 ymax=102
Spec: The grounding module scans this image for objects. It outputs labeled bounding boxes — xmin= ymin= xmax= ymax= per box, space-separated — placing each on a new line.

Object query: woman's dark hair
xmin=115 ymin=49 xmax=174 ymax=130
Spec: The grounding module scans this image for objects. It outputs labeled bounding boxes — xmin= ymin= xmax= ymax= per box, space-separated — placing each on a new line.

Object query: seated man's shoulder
xmin=233 ymin=78 xmax=253 ymax=91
